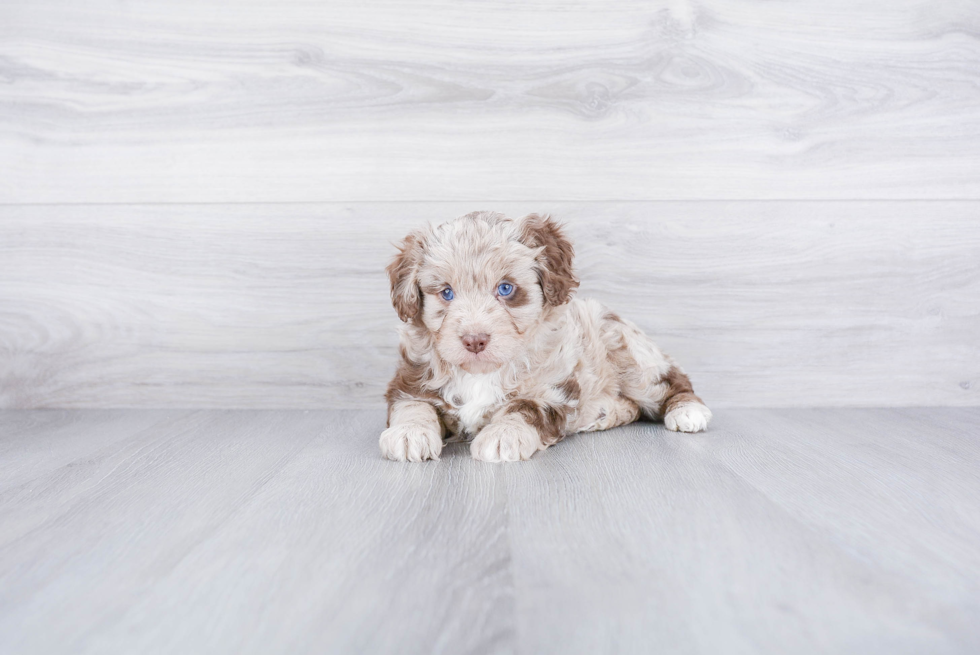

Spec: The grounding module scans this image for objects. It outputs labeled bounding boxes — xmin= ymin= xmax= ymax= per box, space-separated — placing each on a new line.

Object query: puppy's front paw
xmin=471 ymin=420 xmax=542 ymax=462
xmin=379 ymin=423 xmax=442 ymax=462
xmin=664 ymin=402 xmax=712 ymax=433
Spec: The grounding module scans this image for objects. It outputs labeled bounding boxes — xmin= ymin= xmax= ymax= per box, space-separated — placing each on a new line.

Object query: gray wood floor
xmin=1 ymin=408 xmax=978 ymax=654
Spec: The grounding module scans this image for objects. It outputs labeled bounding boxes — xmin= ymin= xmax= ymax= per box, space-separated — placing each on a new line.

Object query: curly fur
xmin=380 ymin=211 xmax=711 ymax=462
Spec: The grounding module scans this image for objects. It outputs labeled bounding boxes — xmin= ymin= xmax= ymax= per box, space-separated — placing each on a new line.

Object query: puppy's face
xmin=387 ymin=212 xmax=579 ymax=374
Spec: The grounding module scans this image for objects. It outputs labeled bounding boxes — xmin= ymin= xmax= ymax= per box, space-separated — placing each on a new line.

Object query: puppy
xmin=380 ymin=211 xmax=711 ymax=462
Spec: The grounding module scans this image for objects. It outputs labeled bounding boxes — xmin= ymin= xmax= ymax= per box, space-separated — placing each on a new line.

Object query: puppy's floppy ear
xmin=518 ymin=213 xmax=579 ymax=306
xmin=386 ymin=231 xmax=426 ymax=322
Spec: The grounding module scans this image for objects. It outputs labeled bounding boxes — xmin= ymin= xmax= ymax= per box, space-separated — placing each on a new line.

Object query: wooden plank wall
xmin=1 ymin=1 xmax=978 ymax=408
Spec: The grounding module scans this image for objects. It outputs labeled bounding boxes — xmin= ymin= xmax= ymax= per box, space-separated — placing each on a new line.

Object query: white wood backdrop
xmin=2 ymin=0 xmax=980 ymax=202
xmin=1 ymin=203 xmax=977 ymax=409
xmin=0 ymin=0 xmax=978 ymax=408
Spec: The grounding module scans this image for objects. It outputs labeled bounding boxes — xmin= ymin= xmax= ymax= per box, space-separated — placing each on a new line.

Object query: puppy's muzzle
xmin=461 ymin=333 xmax=491 ymax=354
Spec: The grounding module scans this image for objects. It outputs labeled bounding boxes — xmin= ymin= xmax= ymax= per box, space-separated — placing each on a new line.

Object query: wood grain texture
xmin=1 ymin=0 xmax=979 ymax=202
xmin=2 ymin=202 xmax=977 ymax=409
xmin=1 ymin=408 xmax=979 ymax=653
xmin=0 ymin=410 xmax=512 ymax=655
xmin=505 ymin=407 xmax=980 ymax=653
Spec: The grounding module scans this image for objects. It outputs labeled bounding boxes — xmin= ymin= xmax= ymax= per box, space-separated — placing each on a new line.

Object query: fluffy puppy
xmin=380 ymin=211 xmax=711 ymax=462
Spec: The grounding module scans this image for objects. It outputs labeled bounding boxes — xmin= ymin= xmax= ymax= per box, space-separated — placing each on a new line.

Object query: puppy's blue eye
xmin=440 ymin=287 xmax=454 ymax=301
xmin=497 ymin=282 xmax=514 ymax=297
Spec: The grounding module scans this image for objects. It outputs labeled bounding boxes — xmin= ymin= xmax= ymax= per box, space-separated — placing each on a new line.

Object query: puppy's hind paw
xmin=379 ymin=423 xmax=442 ymax=462
xmin=664 ymin=403 xmax=712 ymax=433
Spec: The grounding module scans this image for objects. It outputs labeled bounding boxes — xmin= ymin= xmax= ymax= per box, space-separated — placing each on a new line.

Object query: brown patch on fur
xmin=659 ymin=366 xmax=704 ymax=417
xmin=440 ymin=410 xmax=460 ymax=436
xmin=506 ymin=399 xmax=567 ymax=446
xmin=557 ymin=377 xmax=581 ymax=403
xmin=518 ymin=214 xmax=579 ymax=306
xmin=504 ymin=283 xmax=531 ymax=308
xmin=384 ymin=347 xmax=455 ymax=433
xmin=385 ymin=360 xmax=437 ymax=423
xmin=386 ymin=232 xmax=426 ymax=323
xmin=604 ymin=311 xmax=622 ymax=323
xmin=607 ymin=339 xmax=636 ymax=372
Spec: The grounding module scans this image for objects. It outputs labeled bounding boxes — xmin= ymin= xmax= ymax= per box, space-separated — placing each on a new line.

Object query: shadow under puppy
xmin=381 ymin=211 xmax=711 ymax=462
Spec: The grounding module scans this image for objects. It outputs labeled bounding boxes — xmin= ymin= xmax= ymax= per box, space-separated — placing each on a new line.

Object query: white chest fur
xmin=446 ymin=371 xmax=505 ymax=436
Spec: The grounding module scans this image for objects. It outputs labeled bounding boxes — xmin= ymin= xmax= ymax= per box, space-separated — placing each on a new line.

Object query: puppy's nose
xmin=461 ymin=333 xmax=490 ymax=354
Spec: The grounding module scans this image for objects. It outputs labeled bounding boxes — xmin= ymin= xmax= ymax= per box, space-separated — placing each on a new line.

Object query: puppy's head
xmin=387 ymin=211 xmax=578 ymax=374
